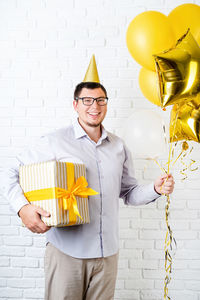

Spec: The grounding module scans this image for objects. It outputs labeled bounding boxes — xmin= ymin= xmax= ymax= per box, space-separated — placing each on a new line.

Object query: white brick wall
xmin=0 ymin=0 xmax=200 ymax=299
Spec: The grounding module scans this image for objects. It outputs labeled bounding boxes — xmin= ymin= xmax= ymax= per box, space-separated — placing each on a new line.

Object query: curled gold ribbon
xmin=164 ymin=194 xmax=176 ymax=300
xmin=155 ymin=145 xmax=197 ymax=298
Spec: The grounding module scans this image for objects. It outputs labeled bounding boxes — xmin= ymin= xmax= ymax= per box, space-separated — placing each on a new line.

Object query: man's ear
xmin=73 ymin=100 xmax=78 ymax=111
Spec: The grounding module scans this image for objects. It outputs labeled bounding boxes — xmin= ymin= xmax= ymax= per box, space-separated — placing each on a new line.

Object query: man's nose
xmin=91 ymin=99 xmax=99 ymax=108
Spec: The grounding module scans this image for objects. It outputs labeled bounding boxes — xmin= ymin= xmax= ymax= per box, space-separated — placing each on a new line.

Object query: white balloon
xmin=123 ymin=110 xmax=168 ymax=159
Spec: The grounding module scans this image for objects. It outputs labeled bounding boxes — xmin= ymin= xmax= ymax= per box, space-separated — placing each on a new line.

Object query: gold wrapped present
xmin=19 ymin=161 xmax=98 ymax=227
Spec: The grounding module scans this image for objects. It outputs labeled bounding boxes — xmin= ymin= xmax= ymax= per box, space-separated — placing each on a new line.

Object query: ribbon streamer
xmin=164 ymin=195 xmax=177 ymax=300
xmin=155 ymin=118 xmax=198 ymax=299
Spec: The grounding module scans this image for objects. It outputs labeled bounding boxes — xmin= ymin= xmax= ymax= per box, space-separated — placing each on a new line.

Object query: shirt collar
xmin=72 ymin=118 xmax=110 ymax=142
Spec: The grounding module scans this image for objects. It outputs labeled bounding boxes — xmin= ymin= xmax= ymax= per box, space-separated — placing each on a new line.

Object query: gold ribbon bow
xmin=55 ymin=176 xmax=98 ymax=223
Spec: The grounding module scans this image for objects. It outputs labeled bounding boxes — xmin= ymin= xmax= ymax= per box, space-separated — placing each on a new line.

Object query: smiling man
xmin=2 ymin=55 xmax=174 ymax=300
xmin=73 ymin=85 xmax=108 ymax=143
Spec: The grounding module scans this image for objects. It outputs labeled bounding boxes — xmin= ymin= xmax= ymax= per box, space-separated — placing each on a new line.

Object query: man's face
xmin=73 ymin=88 xmax=107 ymax=128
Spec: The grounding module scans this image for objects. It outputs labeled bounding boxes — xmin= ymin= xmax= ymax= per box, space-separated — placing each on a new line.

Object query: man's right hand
xmin=18 ymin=204 xmax=51 ymax=234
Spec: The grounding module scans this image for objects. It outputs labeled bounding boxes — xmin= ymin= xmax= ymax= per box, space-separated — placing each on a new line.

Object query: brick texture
xmin=0 ymin=0 xmax=200 ymax=299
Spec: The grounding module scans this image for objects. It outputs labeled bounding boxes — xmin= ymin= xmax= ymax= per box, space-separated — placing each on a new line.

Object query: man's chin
xmin=86 ymin=121 xmax=101 ymax=128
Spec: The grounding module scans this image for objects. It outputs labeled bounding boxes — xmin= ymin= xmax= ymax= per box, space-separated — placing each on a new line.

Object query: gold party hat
xmin=83 ymin=55 xmax=100 ymax=83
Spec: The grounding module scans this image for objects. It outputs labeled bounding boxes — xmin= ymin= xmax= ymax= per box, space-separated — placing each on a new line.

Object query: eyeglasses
xmin=75 ymin=97 xmax=108 ymax=106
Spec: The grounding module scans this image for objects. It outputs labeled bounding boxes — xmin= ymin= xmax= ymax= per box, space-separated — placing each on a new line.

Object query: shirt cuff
xmin=152 ymin=182 xmax=162 ymax=197
xmin=147 ymin=182 xmax=161 ymax=203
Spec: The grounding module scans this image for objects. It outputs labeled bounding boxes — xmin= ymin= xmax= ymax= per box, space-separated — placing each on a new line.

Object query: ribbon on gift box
xmin=24 ymin=162 xmax=98 ymax=225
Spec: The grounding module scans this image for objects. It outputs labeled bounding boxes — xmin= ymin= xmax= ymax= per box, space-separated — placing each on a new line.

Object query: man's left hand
xmin=154 ymin=173 xmax=175 ymax=195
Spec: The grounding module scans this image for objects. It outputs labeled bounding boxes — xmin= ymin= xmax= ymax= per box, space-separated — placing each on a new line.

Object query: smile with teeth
xmin=88 ymin=112 xmax=100 ymax=116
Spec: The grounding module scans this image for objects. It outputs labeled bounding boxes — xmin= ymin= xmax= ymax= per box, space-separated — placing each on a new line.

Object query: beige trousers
xmin=44 ymin=243 xmax=118 ymax=300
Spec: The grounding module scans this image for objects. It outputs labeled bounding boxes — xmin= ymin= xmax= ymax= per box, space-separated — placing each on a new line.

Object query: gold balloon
xmin=126 ymin=11 xmax=175 ymax=71
xmin=168 ymin=4 xmax=200 ymax=45
xmin=139 ymin=67 xmax=161 ymax=106
xmin=170 ymin=97 xmax=200 ymax=143
xmin=154 ymin=30 xmax=200 ymax=108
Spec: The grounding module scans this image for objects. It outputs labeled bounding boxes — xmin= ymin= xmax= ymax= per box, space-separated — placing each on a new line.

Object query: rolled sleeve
xmin=120 ymin=144 xmax=161 ymax=206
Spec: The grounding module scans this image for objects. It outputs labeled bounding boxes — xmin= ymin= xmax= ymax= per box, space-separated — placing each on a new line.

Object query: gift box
xmin=19 ymin=160 xmax=98 ymax=227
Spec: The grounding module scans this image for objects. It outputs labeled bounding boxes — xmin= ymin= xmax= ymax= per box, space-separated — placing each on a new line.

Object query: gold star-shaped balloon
xmin=154 ymin=29 xmax=200 ymax=107
xmin=170 ymin=96 xmax=200 ymax=143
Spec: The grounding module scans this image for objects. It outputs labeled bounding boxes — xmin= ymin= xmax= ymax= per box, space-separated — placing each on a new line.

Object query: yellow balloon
xmin=154 ymin=30 xmax=200 ymax=108
xmin=139 ymin=67 xmax=161 ymax=106
xmin=168 ymin=4 xmax=200 ymax=45
xmin=126 ymin=11 xmax=175 ymax=71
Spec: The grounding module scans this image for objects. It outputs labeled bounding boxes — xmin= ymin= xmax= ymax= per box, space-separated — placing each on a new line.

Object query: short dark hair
xmin=74 ymin=82 xmax=107 ymax=99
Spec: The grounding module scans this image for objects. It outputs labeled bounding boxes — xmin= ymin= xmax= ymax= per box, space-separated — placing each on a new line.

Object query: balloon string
xmin=163 ymin=108 xmax=179 ymax=300
xmin=153 ymin=159 xmax=167 ymax=174
xmin=155 ymin=106 xmax=190 ymax=300
xmin=164 ymin=194 xmax=177 ymax=300
xmin=171 ymin=150 xmax=184 ymax=167
xmin=168 ymin=105 xmax=180 ymax=172
xmin=163 ymin=110 xmax=178 ymax=300
xmin=169 ymin=105 xmax=181 ymax=171
xmin=163 ymin=143 xmax=197 ymax=298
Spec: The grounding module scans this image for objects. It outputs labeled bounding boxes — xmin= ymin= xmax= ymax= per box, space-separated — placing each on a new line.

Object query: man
xmin=2 ymin=56 xmax=174 ymax=300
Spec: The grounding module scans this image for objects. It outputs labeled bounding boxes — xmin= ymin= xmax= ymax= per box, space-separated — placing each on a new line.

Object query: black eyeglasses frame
xmin=75 ymin=96 xmax=108 ymax=106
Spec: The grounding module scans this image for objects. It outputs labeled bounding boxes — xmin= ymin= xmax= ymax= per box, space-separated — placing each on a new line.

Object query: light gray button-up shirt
xmin=1 ymin=119 xmax=160 ymax=258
